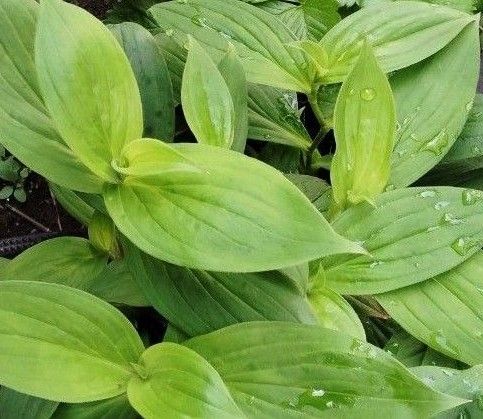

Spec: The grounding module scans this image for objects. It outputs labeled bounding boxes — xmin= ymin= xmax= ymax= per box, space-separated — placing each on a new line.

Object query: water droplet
xmin=451 ymin=237 xmax=481 ymax=256
xmin=191 ymin=14 xmax=209 ymax=28
xmin=385 ymin=184 xmax=395 ymax=192
xmin=434 ymin=201 xmax=450 ymax=210
xmin=360 ymin=88 xmax=375 ymax=101
xmin=369 ymin=261 xmax=384 ymax=268
xmin=462 ymin=189 xmax=483 ymax=206
xmin=422 ymin=130 xmax=448 ymax=156
xmin=434 ymin=332 xmax=447 ymax=347
xmin=165 ymin=28 xmax=174 ymax=36
xmin=396 ymin=149 xmax=407 ymax=157
xmin=263 ymin=133 xmax=271 ymax=140
xmin=466 ymin=100 xmax=474 ymax=111
xmin=441 ymin=213 xmax=464 ymax=225
xmin=395 ymin=121 xmax=401 ymax=132
xmin=312 ymin=389 xmax=326 ymax=397
xmin=420 ymin=190 xmax=436 ymax=198
xmin=326 ymin=401 xmax=335 ymax=408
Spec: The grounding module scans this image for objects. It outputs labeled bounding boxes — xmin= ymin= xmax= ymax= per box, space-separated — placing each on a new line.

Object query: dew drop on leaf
xmin=312 ymin=389 xmax=326 ymax=397
xmin=419 ymin=190 xmax=436 ymax=198
xmin=451 ymin=237 xmax=480 ymax=256
xmin=462 ymin=189 xmax=483 ymax=206
xmin=434 ymin=201 xmax=450 ymax=210
xmin=441 ymin=213 xmax=464 ymax=225
xmin=422 ymin=130 xmax=448 ymax=155
xmin=360 ymin=88 xmax=375 ymax=101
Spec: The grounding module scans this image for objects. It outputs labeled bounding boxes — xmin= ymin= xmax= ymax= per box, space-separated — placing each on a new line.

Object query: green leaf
xmin=389 ymin=20 xmax=480 ymax=187
xmin=125 ymin=243 xmax=316 ymax=337
xmin=361 ymin=0 xmax=476 ymax=13
xmin=88 ymin=212 xmax=120 ymax=259
xmin=218 ymin=46 xmax=249 ymax=153
xmin=0 ymin=237 xmax=107 ymax=290
xmin=285 ymin=174 xmax=332 ymax=214
xmin=377 ymin=252 xmax=483 ymax=366
xmin=50 ymin=183 xmax=95 ymax=226
xmin=419 ymin=94 xmax=483 ymax=187
xmin=186 ymin=322 xmax=464 ymax=417
xmin=0 ymin=281 xmax=144 ymax=402
xmin=291 ymin=39 xmax=329 ymax=81
xmin=110 ymin=22 xmax=175 ymax=142
xmin=0 ymin=0 xmax=102 ymax=193
xmin=127 ymin=343 xmax=242 ymax=418
xmin=331 ymin=42 xmax=396 ymax=209
xmin=149 ymin=0 xmax=315 ymax=92
xmin=384 ymin=330 xmax=465 ymax=369
xmin=53 ymin=395 xmax=137 ymax=419
xmin=105 ymin=140 xmax=363 ymax=272
xmin=0 ymin=186 xmax=13 ymax=200
xmin=89 ymin=259 xmax=150 ymax=307
xmin=323 ymin=187 xmax=483 ymax=294
xmin=307 ymin=285 xmax=366 ymax=340
xmin=0 ymin=387 xmax=58 ymax=419
xmin=259 ymin=0 xmax=341 ymax=41
xmin=35 ymin=0 xmax=143 ymax=182
xmin=320 ymin=1 xmax=475 ymax=83
xmin=247 ymin=85 xmax=312 ymax=149
xmin=181 ymin=38 xmax=235 ymax=148
xmin=411 ymin=365 xmax=483 ymax=419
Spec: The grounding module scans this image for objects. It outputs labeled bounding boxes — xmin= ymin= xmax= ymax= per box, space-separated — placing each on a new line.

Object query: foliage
xmin=0 ymin=0 xmax=481 ymax=417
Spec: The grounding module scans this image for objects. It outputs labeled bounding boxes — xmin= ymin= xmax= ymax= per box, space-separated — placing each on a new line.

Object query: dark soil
xmin=72 ymin=0 xmax=115 ymax=19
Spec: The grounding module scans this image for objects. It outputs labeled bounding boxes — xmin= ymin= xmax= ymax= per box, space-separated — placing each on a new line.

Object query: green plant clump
xmin=0 ymin=0 xmax=481 ymax=418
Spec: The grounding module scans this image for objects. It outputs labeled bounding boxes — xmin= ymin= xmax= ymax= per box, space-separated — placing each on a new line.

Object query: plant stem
xmin=1 ymin=203 xmax=50 ymax=232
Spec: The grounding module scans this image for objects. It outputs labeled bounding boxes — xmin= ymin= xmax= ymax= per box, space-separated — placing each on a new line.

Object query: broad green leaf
xmin=127 ymin=343 xmax=242 ymax=418
xmin=53 ymin=395 xmax=137 ymax=419
xmin=110 ymin=22 xmax=175 ymax=142
xmin=377 ymin=252 xmax=483 ymax=365
xmin=105 ymin=140 xmax=362 ymax=272
xmin=258 ymin=0 xmax=340 ymax=41
xmin=411 ymin=365 xmax=483 ymax=419
xmin=323 ymin=187 xmax=483 ymax=294
xmin=218 ymin=46 xmax=249 ymax=153
xmin=0 ymin=387 xmax=58 ymax=419
xmin=125 ymin=243 xmax=316 ymax=337
xmin=331 ymin=42 xmax=396 ymax=209
xmin=384 ymin=330 xmax=465 ymax=369
xmin=389 ymin=21 xmax=480 ymax=187
xmin=419 ymin=94 xmax=483 ymax=187
xmin=36 ymin=0 xmax=143 ymax=182
xmin=181 ymin=38 xmax=234 ymax=148
xmin=149 ymin=0 xmax=315 ymax=92
xmin=0 ymin=237 xmax=107 ymax=290
xmin=49 ymin=184 xmax=95 ymax=225
xmin=248 ymin=85 xmax=312 ymax=149
xmin=307 ymin=285 xmax=366 ymax=340
xmin=186 ymin=322 xmax=464 ymax=417
xmin=0 ymin=0 xmax=102 ymax=193
xmin=285 ymin=174 xmax=332 ymax=214
xmin=89 ymin=259 xmax=150 ymax=307
xmin=361 ymin=0 xmax=476 ymax=13
xmin=291 ymin=40 xmax=329 ymax=81
xmin=320 ymin=1 xmax=475 ymax=83
xmin=0 ymin=281 xmax=144 ymax=402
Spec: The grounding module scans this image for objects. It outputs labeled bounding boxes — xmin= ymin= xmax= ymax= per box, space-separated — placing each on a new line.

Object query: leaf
xmin=320 ymin=1 xmax=475 ymax=83
xmin=0 ymin=237 xmax=107 ymax=290
xmin=0 ymin=186 xmax=13 ymax=200
xmin=247 ymin=84 xmax=312 ymax=149
xmin=110 ymin=22 xmax=175 ymax=142
xmin=419 ymin=94 xmax=483 ymax=187
xmin=181 ymin=38 xmax=234 ymax=148
xmin=389 ymin=20 xmax=480 ymax=187
xmin=322 ymin=187 xmax=483 ymax=294
xmin=0 ymin=387 xmax=58 ymax=419
xmin=411 ymin=365 xmax=483 ymax=419
xmin=0 ymin=281 xmax=144 ymax=402
xmin=105 ymin=140 xmax=363 ymax=272
xmin=307 ymin=285 xmax=366 ymax=340
xmin=149 ymin=0 xmax=315 ymax=92
xmin=291 ymin=39 xmax=329 ymax=80
xmin=384 ymin=329 xmax=465 ymax=369
xmin=331 ymin=42 xmax=396 ymax=209
xmin=186 ymin=322 xmax=464 ymax=417
xmin=361 ymin=0 xmax=476 ymax=13
xmin=35 ymin=0 xmax=143 ymax=182
xmin=0 ymin=0 xmax=102 ymax=193
xmin=259 ymin=0 xmax=341 ymax=41
xmin=377 ymin=252 xmax=483 ymax=366
xmin=127 ymin=343 xmax=242 ymax=418
xmin=50 ymin=184 xmax=95 ymax=226
xmin=89 ymin=259 xmax=150 ymax=307
xmin=285 ymin=174 xmax=332 ymax=214
xmin=53 ymin=395 xmax=137 ymax=419
xmin=125 ymin=243 xmax=317 ymax=337
xmin=218 ymin=46 xmax=249 ymax=153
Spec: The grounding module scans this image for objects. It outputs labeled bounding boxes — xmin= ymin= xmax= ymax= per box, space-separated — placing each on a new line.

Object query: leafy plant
xmin=0 ymin=146 xmax=29 ymax=203
xmin=0 ymin=0 xmax=481 ymax=418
